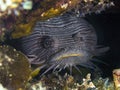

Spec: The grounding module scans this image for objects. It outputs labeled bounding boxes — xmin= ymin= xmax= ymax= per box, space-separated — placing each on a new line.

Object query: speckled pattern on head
xmin=20 ymin=13 xmax=107 ymax=74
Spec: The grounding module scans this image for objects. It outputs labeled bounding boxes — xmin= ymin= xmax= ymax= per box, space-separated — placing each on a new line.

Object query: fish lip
xmin=49 ymin=48 xmax=91 ymax=63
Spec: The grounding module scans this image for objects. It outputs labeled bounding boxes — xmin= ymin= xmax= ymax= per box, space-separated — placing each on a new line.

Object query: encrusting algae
xmin=0 ymin=45 xmax=118 ymax=90
xmin=27 ymin=73 xmax=116 ymax=90
xmin=0 ymin=45 xmax=31 ymax=90
xmin=0 ymin=0 xmax=80 ymax=39
xmin=11 ymin=0 xmax=113 ymax=39
xmin=11 ymin=0 xmax=80 ymax=38
xmin=0 ymin=0 xmax=117 ymax=90
xmin=113 ymin=69 xmax=120 ymax=90
xmin=0 ymin=0 xmax=33 ymax=16
xmin=0 ymin=0 xmax=113 ymax=40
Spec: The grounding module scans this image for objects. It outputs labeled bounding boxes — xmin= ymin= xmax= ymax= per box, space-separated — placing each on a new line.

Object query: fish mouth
xmin=55 ymin=53 xmax=83 ymax=61
xmin=40 ymin=49 xmax=94 ymax=76
xmin=49 ymin=49 xmax=91 ymax=65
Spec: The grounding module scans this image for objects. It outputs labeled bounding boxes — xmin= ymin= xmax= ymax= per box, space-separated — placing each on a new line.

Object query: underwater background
xmin=85 ymin=0 xmax=120 ymax=77
xmin=0 ymin=0 xmax=120 ymax=90
xmin=6 ymin=0 xmax=120 ymax=77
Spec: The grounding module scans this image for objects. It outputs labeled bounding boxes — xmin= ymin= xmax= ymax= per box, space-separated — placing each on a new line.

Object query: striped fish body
xmin=20 ymin=14 xmax=106 ymax=73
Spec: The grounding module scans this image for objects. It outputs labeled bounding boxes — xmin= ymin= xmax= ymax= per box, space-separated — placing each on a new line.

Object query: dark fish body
xmin=20 ymin=13 xmax=107 ymax=74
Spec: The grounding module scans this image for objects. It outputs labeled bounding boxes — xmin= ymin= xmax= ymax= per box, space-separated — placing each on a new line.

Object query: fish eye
xmin=41 ymin=36 xmax=54 ymax=49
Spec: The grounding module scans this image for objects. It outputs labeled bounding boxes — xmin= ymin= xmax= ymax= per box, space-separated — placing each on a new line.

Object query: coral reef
xmin=0 ymin=0 xmax=113 ymax=40
xmin=0 ymin=46 xmax=117 ymax=90
xmin=0 ymin=84 xmax=7 ymax=90
xmin=71 ymin=0 xmax=114 ymax=17
xmin=27 ymin=73 xmax=115 ymax=90
xmin=0 ymin=45 xmax=31 ymax=90
xmin=0 ymin=1 xmax=117 ymax=90
xmin=113 ymin=69 xmax=120 ymax=90
xmin=11 ymin=0 xmax=80 ymax=38
xmin=0 ymin=0 xmax=32 ymax=17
